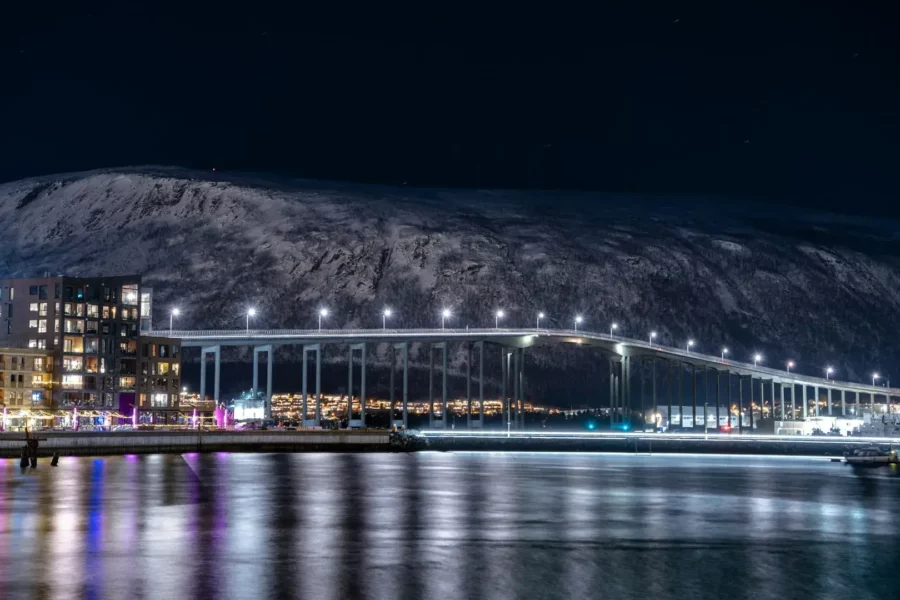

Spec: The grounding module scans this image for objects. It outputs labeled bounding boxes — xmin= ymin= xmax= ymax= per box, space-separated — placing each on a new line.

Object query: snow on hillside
xmin=1 ymin=166 xmax=899 ymax=386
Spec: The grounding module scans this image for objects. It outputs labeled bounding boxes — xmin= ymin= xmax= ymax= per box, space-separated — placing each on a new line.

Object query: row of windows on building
xmin=1 ymin=356 xmax=46 ymax=371
xmin=2 ymin=390 xmax=42 ymax=406
xmin=2 ymin=283 xmax=140 ymax=304
xmin=26 ymin=319 xmax=140 ymax=337
xmin=62 ymin=374 xmax=138 ymax=390
xmin=24 ymin=302 xmax=140 ymax=321
xmin=1 ymin=373 xmax=46 ymax=387
xmin=59 ymin=391 xmax=116 ymax=407
xmin=141 ymin=393 xmax=179 ymax=408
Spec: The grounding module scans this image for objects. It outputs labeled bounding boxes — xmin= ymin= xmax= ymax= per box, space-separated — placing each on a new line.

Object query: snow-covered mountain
xmin=1 ymin=166 xmax=898 ymax=392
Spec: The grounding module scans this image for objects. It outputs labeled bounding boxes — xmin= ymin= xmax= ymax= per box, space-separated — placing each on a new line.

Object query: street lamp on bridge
xmin=686 ymin=339 xmax=695 ymax=352
xmin=574 ymin=315 xmax=583 ymax=332
xmin=382 ymin=308 xmax=392 ymax=330
xmin=721 ymin=347 xmax=728 ymax=360
xmin=787 ymin=360 xmax=794 ymax=373
xmin=318 ymin=308 xmax=328 ymax=332
xmin=246 ymin=308 xmax=256 ymax=334
xmin=441 ymin=309 xmax=451 ymax=329
xmin=170 ymin=307 xmax=180 ymax=332
xmin=537 ymin=312 xmax=545 ymax=329
xmin=873 ymin=372 xmax=880 ymax=386
xmin=826 ymin=367 xmax=834 ymax=381
xmin=753 ymin=354 xmax=762 ymax=367
xmin=495 ymin=310 xmax=504 ymax=329
xmin=649 ymin=331 xmax=657 ymax=345
xmin=610 ymin=322 xmax=618 ymax=337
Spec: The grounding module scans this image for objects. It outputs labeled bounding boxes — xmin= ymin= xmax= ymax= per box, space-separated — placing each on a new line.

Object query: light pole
xmin=382 ymin=308 xmax=392 ymax=330
xmin=753 ymin=354 xmax=762 ymax=367
xmin=610 ymin=322 xmax=618 ymax=337
xmin=686 ymin=339 xmax=694 ymax=352
xmin=825 ymin=367 xmax=833 ymax=381
xmin=873 ymin=373 xmax=880 ymax=386
xmin=649 ymin=331 xmax=657 ymax=345
xmin=787 ymin=360 xmax=794 ymax=374
xmin=246 ymin=308 xmax=256 ymax=335
xmin=441 ymin=309 xmax=451 ymax=330
xmin=318 ymin=308 xmax=328 ymax=332
xmin=170 ymin=307 xmax=180 ymax=332
xmin=721 ymin=347 xmax=728 ymax=361
xmin=495 ymin=310 xmax=504 ymax=329
xmin=574 ymin=315 xmax=583 ymax=332
xmin=537 ymin=312 xmax=544 ymax=329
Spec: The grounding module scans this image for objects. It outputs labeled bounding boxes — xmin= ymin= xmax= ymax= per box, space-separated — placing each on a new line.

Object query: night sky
xmin=2 ymin=2 xmax=898 ymax=215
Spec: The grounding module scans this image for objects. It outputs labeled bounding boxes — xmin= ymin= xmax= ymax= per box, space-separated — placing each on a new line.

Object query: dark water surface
xmin=1 ymin=452 xmax=898 ymax=600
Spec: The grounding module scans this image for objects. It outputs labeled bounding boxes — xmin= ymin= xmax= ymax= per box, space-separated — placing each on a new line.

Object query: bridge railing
xmin=149 ymin=327 xmax=897 ymax=394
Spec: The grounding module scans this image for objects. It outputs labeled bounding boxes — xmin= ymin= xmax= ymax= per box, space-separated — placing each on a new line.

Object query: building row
xmin=0 ymin=275 xmax=183 ymax=428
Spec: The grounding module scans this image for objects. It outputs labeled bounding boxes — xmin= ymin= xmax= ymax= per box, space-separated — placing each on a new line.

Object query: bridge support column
xmin=347 ymin=343 xmax=367 ymax=428
xmin=691 ymin=365 xmax=697 ymax=430
xmin=466 ymin=343 xmax=472 ymax=429
xmin=814 ymin=386 xmax=819 ymax=418
xmin=750 ymin=377 xmax=755 ymax=430
xmin=622 ymin=355 xmax=630 ymax=424
xmin=429 ymin=343 xmax=448 ymax=429
xmin=652 ymin=358 xmax=657 ymax=418
xmin=640 ymin=358 xmax=645 ymax=427
xmin=609 ymin=357 xmax=616 ymax=424
xmin=200 ymin=345 xmax=221 ymax=408
xmin=678 ymin=363 xmax=684 ymax=430
xmin=802 ymin=385 xmax=808 ymax=419
xmin=477 ymin=342 xmax=484 ymax=426
xmin=252 ymin=345 xmax=273 ymax=420
xmin=738 ymin=375 xmax=744 ymax=433
xmin=501 ymin=349 xmax=509 ymax=429
xmin=780 ymin=381 xmax=786 ymax=421
xmin=715 ymin=371 xmax=721 ymax=428
xmin=827 ymin=387 xmax=832 ymax=416
xmin=770 ymin=380 xmax=775 ymax=420
xmin=841 ymin=389 xmax=846 ymax=417
xmin=301 ymin=344 xmax=321 ymax=427
xmin=667 ymin=360 xmax=673 ymax=430
xmin=390 ymin=343 xmax=408 ymax=429
xmin=520 ymin=348 xmax=526 ymax=430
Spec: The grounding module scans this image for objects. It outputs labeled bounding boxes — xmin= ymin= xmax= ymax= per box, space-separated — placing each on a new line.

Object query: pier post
xmin=652 ymin=358 xmax=657 ymax=417
xmin=430 ymin=345 xmax=435 ymax=428
xmin=513 ymin=348 xmax=520 ymax=429
xmin=691 ymin=365 xmax=697 ymax=430
xmin=678 ymin=363 xmax=684 ymax=430
xmin=301 ymin=344 xmax=320 ymax=426
xmin=716 ymin=371 xmax=721 ymax=428
xmin=466 ymin=342 xmax=472 ymax=429
xmin=478 ymin=342 xmax=484 ymax=425
xmin=501 ymin=349 xmax=508 ymax=429
xmin=738 ymin=375 xmax=744 ymax=433
xmin=315 ymin=344 xmax=322 ymax=422
xmin=780 ymin=381 xmax=786 ymax=421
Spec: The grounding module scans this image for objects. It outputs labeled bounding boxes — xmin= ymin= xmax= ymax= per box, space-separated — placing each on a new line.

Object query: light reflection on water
xmin=1 ymin=453 xmax=899 ymax=600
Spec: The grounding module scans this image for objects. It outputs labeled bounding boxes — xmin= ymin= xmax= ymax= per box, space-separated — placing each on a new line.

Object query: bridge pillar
xmin=301 ymin=344 xmax=321 ymax=427
xmin=840 ymin=389 xmax=845 ymax=417
xmin=651 ymin=358 xmax=657 ymax=419
xmin=827 ymin=387 xmax=832 ymax=416
xmin=347 ymin=343 xmax=367 ymax=428
xmin=477 ymin=341 xmax=484 ymax=427
xmin=252 ymin=345 xmax=274 ymax=420
xmin=667 ymin=360 xmax=673 ymax=430
xmin=802 ymin=385 xmax=808 ymax=419
xmin=691 ymin=365 xmax=697 ymax=430
xmin=429 ymin=342 xmax=448 ymax=428
xmin=780 ymin=381 xmax=786 ymax=420
xmin=678 ymin=363 xmax=684 ymax=429
xmin=813 ymin=386 xmax=819 ymax=418
xmin=609 ymin=357 xmax=616 ymax=424
xmin=466 ymin=342 xmax=472 ymax=428
xmin=513 ymin=348 xmax=520 ymax=429
xmin=749 ymin=377 xmax=755 ymax=430
xmin=389 ymin=342 xmax=408 ymax=429
xmin=200 ymin=345 xmax=221 ymax=407
xmin=715 ymin=370 xmax=721 ymax=428
xmin=520 ymin=347 xmax=526 ymax=430
xmin=738 ymin=375 xmax=744 ymax=433
xmin=501 ymin=348 xmax=508 ymax=429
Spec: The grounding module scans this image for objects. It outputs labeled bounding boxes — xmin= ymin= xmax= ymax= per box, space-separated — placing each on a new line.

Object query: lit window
xmin=32 ymin=374 xmax=44 ymax=385
xmin=62 ymin=374 xmax=83 ymax=388
xmin=119 ymin=376 xmax=136 ymax=389
xmin=28 ymin=320 xmax=38 ymax=329
xmin=159 ymin=362 xmax=170 ymax=375
xmin=37 ymin=339 xmax=47 ymax=349
xmin=172 ymin=363 xmax=180 ymax=376
xmin=39 ymin=302 xmax=48 ymax=316
xmin=29 ymin=302 xmax=38 ymax=312
xmin=34 ymin=357 xmax=44 ymax=370
xmin=87 ymin=304 xmax=99 ymax=318
xmin=122 ymin=284 xmax=139 ymax=306
xmin=38 ymin=319 xmax=47 ymax=333
xmin=28 ymin=339 xmax=37 ymax=348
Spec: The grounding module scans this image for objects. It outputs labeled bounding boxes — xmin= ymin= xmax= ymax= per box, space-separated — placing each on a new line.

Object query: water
xmin=1 ymin=452 xmax=898 ymax=600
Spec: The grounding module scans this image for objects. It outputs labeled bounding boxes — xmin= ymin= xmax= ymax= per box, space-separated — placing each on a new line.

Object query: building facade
xmin=0 ymin=275 xmax=177 ymax=419
xmin=138 ymin=336 xmax=182 ymax=422
xmin=0 ymin=347 xmax=54 ymax=411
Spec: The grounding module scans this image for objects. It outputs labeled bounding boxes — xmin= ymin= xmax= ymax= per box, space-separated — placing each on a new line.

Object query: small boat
xmin=843 ymin=446 xmax=899 ymax=466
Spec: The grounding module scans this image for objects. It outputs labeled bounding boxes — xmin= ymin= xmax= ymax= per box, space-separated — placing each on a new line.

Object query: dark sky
xmin=2 ymin=2 xmax=898 ymax=214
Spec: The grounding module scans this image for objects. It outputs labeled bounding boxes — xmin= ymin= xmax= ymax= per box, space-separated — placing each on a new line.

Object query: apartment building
xmin=138 ymin=335 xmax=183 ymax=422
xmin=0 ymin=348 xmax=54 ymax=410
xmin=0 ymin=275 xmax=148 ymax=415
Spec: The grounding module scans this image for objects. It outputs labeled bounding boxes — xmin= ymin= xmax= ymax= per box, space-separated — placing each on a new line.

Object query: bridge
xmin=151 ymin=327 xmax=899 ymax=431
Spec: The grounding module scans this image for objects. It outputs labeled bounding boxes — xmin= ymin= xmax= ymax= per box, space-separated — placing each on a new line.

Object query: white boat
xmin=843 ymin=446 xmax=898 ymax=466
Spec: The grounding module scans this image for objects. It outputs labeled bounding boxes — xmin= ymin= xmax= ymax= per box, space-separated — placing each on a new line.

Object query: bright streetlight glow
xmin=826 ymin=367 xmax=833 ymax=380
xmin=754 ymin=354 xmax=762 ymax=366
xmin=246 ymin=308 xmax=256 ymax=334
xmin=382 ymin=308 xmax=392 ymax=330
xmin=787 ymin=360 xmax=794 ymax=373
xmin=495 ymin=310 xmax=504 ymax=329
xmin=170 ymin=307 xmax=181 ymax=331
xmin=537 ymin=312 xmax=545 ymax=329
xmin=574 ymin=315 xmax=583 ymax=332
xmin=610 ymin=322 xmax=618 ymax=337
xmin=441 ymin=309 xmax=451 ymax=329
xmin=722 ymin=347 xmax=728 ymax=360
xmin=686 ymin=339 xmax=695 ymax=352
xmin=649 ymin=331 xmax=657 ymax=345
xmin=318 ymin=308 xmax=328 ymax=331
xmin=873 ymin=373 xmax=880 ymax=386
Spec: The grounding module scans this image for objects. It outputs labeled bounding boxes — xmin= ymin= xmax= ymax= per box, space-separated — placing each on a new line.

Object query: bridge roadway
xmin=150 ymin=327 xmax=898 ymax=430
